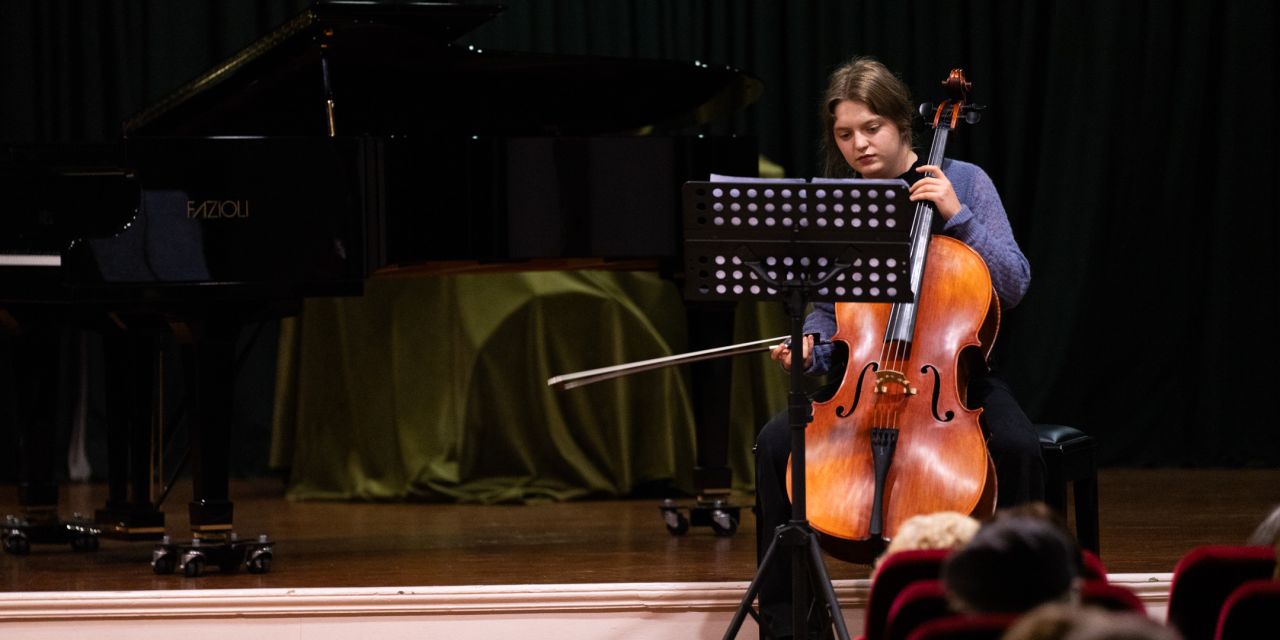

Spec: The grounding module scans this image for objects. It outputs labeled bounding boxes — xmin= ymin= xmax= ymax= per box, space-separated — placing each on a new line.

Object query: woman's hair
xmin=820 ymin=56 xmax=915 ymax=177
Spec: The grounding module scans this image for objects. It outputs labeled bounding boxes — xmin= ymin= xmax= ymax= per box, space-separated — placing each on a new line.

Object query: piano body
xmin=0 ymin=0 xmax=760 ymax=568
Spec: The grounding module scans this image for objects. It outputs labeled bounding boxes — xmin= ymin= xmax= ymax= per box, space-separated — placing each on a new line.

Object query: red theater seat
xmin=1081 ymin=581 xmax=1145 ymax=613
xmin=1081 ymin=549 xmax=1108 ymax=582
xmin=884 ymin=580 xmax=951 ymax=640
xmin=1166 ymin=545 xmax=1276 ymax=640
xmin=1215 ymin=579 xmax=1280 ymax=640
xmin=862 ymin=549 xmax=951 ymax=640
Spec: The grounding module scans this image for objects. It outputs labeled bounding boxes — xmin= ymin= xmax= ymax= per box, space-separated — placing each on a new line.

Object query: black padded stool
xmin=1036 ymin=424 xmax=1100 ymax=554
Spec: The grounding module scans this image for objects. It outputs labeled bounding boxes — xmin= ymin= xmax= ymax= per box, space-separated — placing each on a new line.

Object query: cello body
xmin=791 ymin=234 xmax=1000 ymax=563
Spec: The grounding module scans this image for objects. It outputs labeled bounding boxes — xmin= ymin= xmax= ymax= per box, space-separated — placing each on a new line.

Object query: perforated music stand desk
xmin=683 ymin=178 xmax=914 ymax=640
xmin=683 ymin=178 xmax=914 ymax=304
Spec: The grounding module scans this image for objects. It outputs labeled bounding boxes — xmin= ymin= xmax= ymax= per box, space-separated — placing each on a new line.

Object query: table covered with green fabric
xmin=272 ymin=270 xmax=791 ymax=503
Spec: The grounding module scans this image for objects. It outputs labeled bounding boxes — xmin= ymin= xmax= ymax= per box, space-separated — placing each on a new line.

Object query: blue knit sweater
xmin=803 ymin=158 xmax=1029 ymax=376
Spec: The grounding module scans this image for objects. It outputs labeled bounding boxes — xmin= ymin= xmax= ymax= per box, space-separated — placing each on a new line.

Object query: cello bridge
xmin=874 ymin=369 xmax=917 ymax=395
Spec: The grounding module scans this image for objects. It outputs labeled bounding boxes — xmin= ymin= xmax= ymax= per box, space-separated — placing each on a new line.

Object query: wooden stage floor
xmin=3 ymin=468 xmax=1278 ymax=593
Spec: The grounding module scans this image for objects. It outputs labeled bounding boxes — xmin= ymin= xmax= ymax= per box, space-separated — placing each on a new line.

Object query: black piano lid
xmin=0 ymin=144 xmax=138 ymax=254
xmin=124 ymin=0 xmax=763 ymax=138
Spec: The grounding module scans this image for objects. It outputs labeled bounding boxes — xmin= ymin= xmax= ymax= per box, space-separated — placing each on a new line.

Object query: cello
xmin=799 ymin=69 xmax=998 ymax=563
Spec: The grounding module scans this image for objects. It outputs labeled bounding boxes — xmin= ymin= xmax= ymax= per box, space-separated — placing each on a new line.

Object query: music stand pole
xmin=722 ymin=283 xmax=850 ymax=640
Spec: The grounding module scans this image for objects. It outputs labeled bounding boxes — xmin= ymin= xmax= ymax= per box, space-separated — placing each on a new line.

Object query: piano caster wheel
xmin=661 ymin=500 xmax=690 ymax=536
xmin=152 ymin=538 xmax=178 ymax=574
xmin=660 ymin=499 xmax=742 ymax=537
xmin=152 ymin=551 xmax=177 ymax=574
xmin=4 ymin=533 xmax=31 ymax=555
xmin=709 ymin=508 xmax=739 ymax=537
xmin=181 ymin=551 xmax=207 ymax=578
xmin=153 ymin=534 xmax=273 ymax=576
xmin=696 ymin=501 xmax=741 ymax=537
xmin=247 ymin=548 xmax=273 ymax=574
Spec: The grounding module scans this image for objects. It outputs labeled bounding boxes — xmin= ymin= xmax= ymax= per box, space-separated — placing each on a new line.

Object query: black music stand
xmin=682 ymin=178 xmax=913 ymax=640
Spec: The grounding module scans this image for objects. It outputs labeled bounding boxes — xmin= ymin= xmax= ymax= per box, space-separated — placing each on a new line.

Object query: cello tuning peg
xmin=917 ymin=102 xmax=935 ymax=118
xmin=961 ymin=103 xmax=985 ymax=125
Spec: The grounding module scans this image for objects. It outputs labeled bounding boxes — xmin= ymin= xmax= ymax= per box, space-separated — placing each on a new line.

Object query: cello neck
xmin=886 ymin=114 xmax=952 ymax=344
xmin=884 ymin=69 xmax=975 ymax=345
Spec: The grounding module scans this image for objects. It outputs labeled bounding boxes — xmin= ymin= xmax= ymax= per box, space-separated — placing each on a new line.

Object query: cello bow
xmin=546 ymin=335 xmax=789 ymax=391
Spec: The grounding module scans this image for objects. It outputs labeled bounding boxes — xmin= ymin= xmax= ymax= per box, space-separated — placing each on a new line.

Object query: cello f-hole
xmin=835 ymin=361 xmax=878 ymax=418
xmin=920 ymin=364 xmax=955 ymax=422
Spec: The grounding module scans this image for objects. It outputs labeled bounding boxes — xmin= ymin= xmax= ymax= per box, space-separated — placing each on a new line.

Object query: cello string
xmin=885 ymin=130 xmax=942 ymax=372
xmin=880 ymin=115 xmax=947 ymax=389
xmin=887 ymin=200 xmax=924 ymax=369
xmin=883 ymin=130 xmax=935 ymax=367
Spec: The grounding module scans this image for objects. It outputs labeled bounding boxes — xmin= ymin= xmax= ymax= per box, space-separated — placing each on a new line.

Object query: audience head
xmin=1001 ymin=602 xmax=1078 ymax=640
xmin=1247 ymin=504 xmax=1280 ymax=548
xmin=943 ymin=514 xmax=1082 ymax=614
xmin=993 ymin=501 xmax=1070 ymax=529
xmin=1247 ymin=503 xmax=1280 ymax=579
xmin=1003 ymin=604 xmax=1181 ymax=640
xmin=874 ymin=511 xmax=980 ymax=574
xmin=1061 ymin=612 xmax=1182 ymax=640
xmin=992 ymin=501 xmax=1087 ymax=576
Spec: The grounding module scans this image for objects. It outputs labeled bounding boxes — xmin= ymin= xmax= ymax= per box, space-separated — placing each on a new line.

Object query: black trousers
xmin=753 ymin=372 xmax=1044 ymax=636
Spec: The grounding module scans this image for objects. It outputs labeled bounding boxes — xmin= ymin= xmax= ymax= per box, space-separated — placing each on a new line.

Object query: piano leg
xmin=94 ymin=327 xmax=165 ymax=539
xmin=664 ymin=301 xmax=741 ymax=537
xmin=149 ymin=316 xmax=272 ymax=577
xmin=14 ymin=316 xmax=60 ymax=517
xmin=2 ymin=311 xmax=100 ymax=554
xmin=181 ymin=319 xmax=235 ymax=538
xmin=687 ymin=301 xmax=736 ymax=497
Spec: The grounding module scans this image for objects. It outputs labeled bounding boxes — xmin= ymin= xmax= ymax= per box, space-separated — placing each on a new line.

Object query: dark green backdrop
xmin=2 ymin=0 xmax=1277 ymax=475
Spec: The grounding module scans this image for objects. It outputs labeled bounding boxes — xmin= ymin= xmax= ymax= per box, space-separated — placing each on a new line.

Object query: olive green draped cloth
xmin=271 ymin=270 xmax=790 ymax=503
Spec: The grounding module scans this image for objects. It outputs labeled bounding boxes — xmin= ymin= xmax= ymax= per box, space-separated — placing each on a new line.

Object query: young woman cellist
xmin=754 ymin=57 xmax=1043 ymax=638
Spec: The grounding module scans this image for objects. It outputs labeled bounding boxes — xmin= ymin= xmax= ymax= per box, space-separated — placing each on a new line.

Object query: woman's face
xmin=832 ymin=99 xmax=911 ymax=179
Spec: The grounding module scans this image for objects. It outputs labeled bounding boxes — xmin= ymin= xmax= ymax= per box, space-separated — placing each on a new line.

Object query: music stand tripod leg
xmin=722 ymin=291 xmax=850 ymax=640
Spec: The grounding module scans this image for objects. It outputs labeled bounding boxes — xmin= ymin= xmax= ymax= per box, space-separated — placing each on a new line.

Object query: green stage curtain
xmin=272 ymin=270 xmax=790 ymax=503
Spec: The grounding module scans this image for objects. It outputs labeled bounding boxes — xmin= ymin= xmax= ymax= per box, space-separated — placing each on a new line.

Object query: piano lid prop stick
xmin=321 ymin=54 xmax=336 ymax=137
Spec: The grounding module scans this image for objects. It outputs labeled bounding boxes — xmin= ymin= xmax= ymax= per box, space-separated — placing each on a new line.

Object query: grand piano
xmin=0 ymin=0 xmax=761 ymax=570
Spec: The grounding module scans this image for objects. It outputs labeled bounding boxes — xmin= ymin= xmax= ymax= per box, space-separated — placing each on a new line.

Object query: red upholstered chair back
xmin=1081 ymin=549 xmax=1108 ymax=582
xmin=864 ymin=549 xmax=951 ymax=640
xmin=1215 ymin=579 xmax=1280 ymax=640
xmin=1080 ymin=581 xmax=1146 ymax=613
xmin=1167 ymin=545 xmax=1277 ymax=640
xmin=904 ymin=613 xmax=1019 ymax=640
xmin=884 ymin=580 xmax=952 ymax=640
